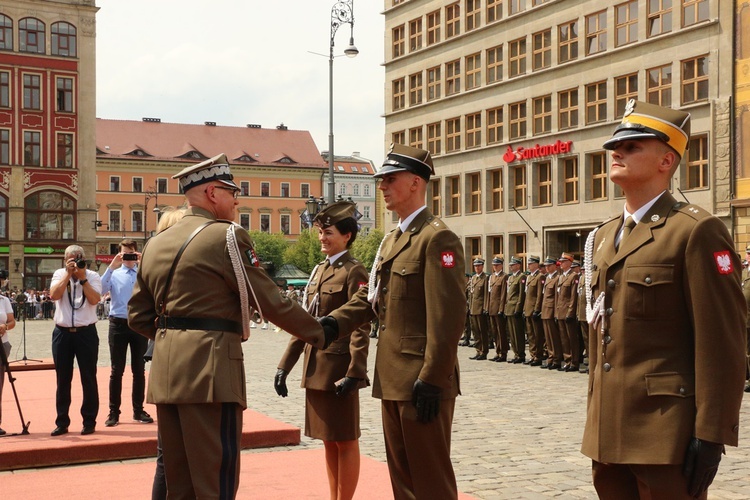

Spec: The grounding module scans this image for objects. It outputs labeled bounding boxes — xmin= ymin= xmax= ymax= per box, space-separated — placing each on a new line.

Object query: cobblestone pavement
xmin=10 ymin=318 xmax=750 ymax=499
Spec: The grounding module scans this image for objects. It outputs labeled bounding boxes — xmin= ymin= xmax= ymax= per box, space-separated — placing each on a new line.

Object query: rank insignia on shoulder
xmin=714 ymin=251 xmax=734 ymax=275
xmin=441 ymin=251 xmax=456 ymax=268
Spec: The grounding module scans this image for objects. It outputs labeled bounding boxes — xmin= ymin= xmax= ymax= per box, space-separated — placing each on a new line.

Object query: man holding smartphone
xmin=101 ymin=239 xmax=153 ymax=427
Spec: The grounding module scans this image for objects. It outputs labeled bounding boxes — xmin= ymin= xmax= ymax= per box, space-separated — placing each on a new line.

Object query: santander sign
xmin=502 ymin=140 xmax=573 ymax=163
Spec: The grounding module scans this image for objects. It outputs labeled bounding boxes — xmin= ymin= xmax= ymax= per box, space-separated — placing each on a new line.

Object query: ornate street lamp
xmin=301 ymin=196 xmax=328 ymax=228
xmin=327 ymin=0 xmax=358 ymax=204
xmin=144 ymin=187 xmax=160 ymax=241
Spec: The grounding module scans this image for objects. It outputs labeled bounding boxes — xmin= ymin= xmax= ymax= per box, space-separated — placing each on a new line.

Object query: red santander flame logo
xmin=503 ymin=140 xmax=573 ymax=163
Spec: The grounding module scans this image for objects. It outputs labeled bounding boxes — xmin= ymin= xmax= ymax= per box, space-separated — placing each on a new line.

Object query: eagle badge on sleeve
xmin=441 ymin=252 xmax=456 ymax=268
xmin=714 ymin=251 xmax=733 ymax=275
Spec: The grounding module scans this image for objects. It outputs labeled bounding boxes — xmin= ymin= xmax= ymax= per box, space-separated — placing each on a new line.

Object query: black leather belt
xmin=56 ymin=323 xmax=97 ymax=333
xmin=157 ymin=316 xmax=242 ymax=334
xmin=109 ymin=317 xmax=128 ymax=325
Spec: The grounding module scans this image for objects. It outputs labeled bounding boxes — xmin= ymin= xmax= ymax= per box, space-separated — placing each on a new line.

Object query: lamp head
xmin=344 ymin=38 xmax=358 ymax=58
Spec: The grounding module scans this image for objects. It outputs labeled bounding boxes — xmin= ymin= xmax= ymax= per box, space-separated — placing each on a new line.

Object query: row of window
xmin=0 ymin=129 xmax=75 ymax=168
xmin=107 ymin=176 xmax=313 ymax=199
xmin=425 ymin=137 xmax=708 ymax=217
xmin=103 ymin=210 xmax=296 ymax=236
xmin=392 ymin=59 xmax=707 ymax=155
xmin=1 ymin=70 xmax=77 ymax=112
xmin=0 ymin=15 xmax=77 ymax=57
xmin=390 ymin=0 xmax=709 ymax=112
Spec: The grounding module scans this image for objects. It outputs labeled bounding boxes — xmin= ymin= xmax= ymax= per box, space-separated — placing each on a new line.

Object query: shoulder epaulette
xmin=672 ymin=202 xmax=711 ymax=221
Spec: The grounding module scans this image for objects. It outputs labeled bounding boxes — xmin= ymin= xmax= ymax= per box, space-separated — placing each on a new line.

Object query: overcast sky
xmin=95 ymin=0 xmax=385 ymax=165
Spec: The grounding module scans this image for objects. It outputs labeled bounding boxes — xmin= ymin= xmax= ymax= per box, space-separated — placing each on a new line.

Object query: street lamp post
xmin=328 ymin=0 xmax=358 ymax=204
xmin=144 ymin=188 xmax=159 ymax=242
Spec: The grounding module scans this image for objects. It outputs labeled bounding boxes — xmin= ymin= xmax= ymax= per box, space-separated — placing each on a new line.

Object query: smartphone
xmin=122 ymin=253 xmax=138 ymax=261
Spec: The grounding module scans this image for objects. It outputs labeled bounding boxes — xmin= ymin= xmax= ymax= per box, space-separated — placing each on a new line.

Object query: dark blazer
xmin=581 ymin=192 xmax=746 ymax=464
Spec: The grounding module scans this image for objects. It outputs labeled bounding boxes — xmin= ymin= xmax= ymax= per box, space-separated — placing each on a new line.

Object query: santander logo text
xmin=502 ymin=140 xmax=573 ymax=163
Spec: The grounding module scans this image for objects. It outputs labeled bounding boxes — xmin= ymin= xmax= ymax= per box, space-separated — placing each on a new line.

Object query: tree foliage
xmin=248 ymin=230 xmax=289 ymax=273
xmin=284 ymin=228 xmax=324 ymax=274
xmin=351 ymin=228 xmax=384 ymax=270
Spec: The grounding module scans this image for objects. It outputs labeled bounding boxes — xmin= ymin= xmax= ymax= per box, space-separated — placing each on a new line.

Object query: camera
xmin=75 ymin=257 xmax=87 ymax=269
xmin=122 ymin=253 xmax=138 ymax=261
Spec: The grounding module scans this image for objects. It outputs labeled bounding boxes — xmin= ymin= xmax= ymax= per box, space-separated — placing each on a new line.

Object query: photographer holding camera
xmin=101 ymin=239 xmax=152 ymax=428
xmin=48 ymin=245 xmax=102 ymax=436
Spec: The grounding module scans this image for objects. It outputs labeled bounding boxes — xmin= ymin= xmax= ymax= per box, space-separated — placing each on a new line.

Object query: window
xmin=562 ymin=157 xmax=579 ymax=203
xmin=109 ymin=176 xmax=120 ymax=192
xmin=393 ymin=78 xmax=406 ymax=110
xmin=446 ymin=60 xmax=461 ymax=96
xmin=339 ymin=183 xmax=347 ymax=196
xmin=0 ymin=15 xmax=12 ymax=51
xmin=446 ymin=3 xmax=461 ymax=39
xmin=615 ymin=1 xmax=638 ymax=47
xmin=109 ymin=210 xmax=121 ymax=232
xmin=24 ymin=131 xmax=41 ymax=166
xmin=487 ymin=106 xmax=504 ymax=144
xmin=466 ymin=0 xmax=481 ymax=31
xmin=446 ymin=117 xmax=461 ymax=152
xmin=487 ymin=0 xmax=502 ymax=23
xmin=647 ymin=64 xmax=672 ymax=106
xmin=260 ymin=214 xmax=270 ymax=233
xmin=51 ymin=22 xmax=77 ymax=57
xmin=468 ymin=237 xmax=481 ymax=260
xmin=362 ymin=206 xmax=371 ymax=219
xmin=648 ymin=0 xmax=672 ymax=37
xmin=409 ymin=72 xmax=423 ymax=106
xmin=466 ymin=112 xmax=481 ymax=149
xmin=261 ymin=182 xmax=270 ymax=197
xmin=489 ymin=235 xmax=504 ymax=257
xmin=558 ymin=20 xmax=579 ymax=63
xmin=281 ymin=214 xmax=290 ymax=235
xmin=353 ymin=184 xmax=360 ymax=196
xmin=20 ymin=18 xmax=45 ymax=54
xmin=25 ymin=191 xmax=76 ymax=240
xmin=240 ymin=213 xmax=250 ymax=230
xmin=591 ymin=152 xmax=608 ymax=200
xmin=427 ymin=122 xmax=442 ymax=155
xmin=615 ymin=73 xmax=638 ymax=118
xmin=448 ymin=175 xmax=461 ymax=215
xmin=682 ymin=55 xmax=708 ymax=105
xmin=532 ymin=95 xmax=551 ymax=135
xmin=586 ymin=81 xmax=607 ymax=124
xmin=468 ymin=172 xmax=481 ymax=213
xmin=0 ymin=71 xmax=8 ymax=107
xmin=409 ymin=18 xmax=422 ymax=52
xmin=558 ymin=88 xmax=578 ymax=129
xmin=510 ymin=233 xmax=527 ymax=261
xmin=466 ymin=53 xmax=481 ymax=90
xmin=586 ymin=11 xmax=607 ymax=55
xmin=363 ymin=184 xmax=370 ymax=197
xmin=57 ymin=77 xmax=74 ymax=112
xmin=683 ymin=0 xmax=708 ymax=27
xmin=486 ymin=45 xmax=503 ymax=84
xmin=133 ymin=177 xmax=143 ymax=192
xmin=23 ymin=74 xmax=41 ymax=110
xmin=392 ymin=25 xmax=405 ymax=58
xmin=240 ymin=181 xmax=250 ymax=196
xmin=532 ymin=29 xmax=551 ymax=71
xmin=509 ymin=101 xmax=527 ymax=140
xmin=281 ymin=183 xmax=290 ymax=197
xmin=132 ymin=211 xmax=143 ymax=233
xmin=301 ymin=183 xmax=310 ymax=198
xmin=512 ymin=165 xmax=527 ymax=208
xmin=57 ymin=133 xmax=73 ymax=168
xmin=509 ymin=37 xmax=526 ymax=77
xmin=427 ymin=10 xmax=441 ymax=45
xmin=392 ymin=130 xmax=405 ymax=145
xmin=536 ymin=161 xmax=552 ymax=206
xmin=685 ymin=134 xmax=709 ymax=189
xmin=427 ymin=66 xmax=441 ymax=101
xmin=429 ymin=179 xmax=441 ymax=215
xmin=409 ymin=126 xmax=424 ymax=149
xmin=0 ymin=129 xmax=9 ymax=164
xmin=157 ymin=178 xmax=167 ymax=193
xmin=489 ymin=169 xmax=503 ymax=211
xmin=509 ymin=0 xmax=525 ymax=15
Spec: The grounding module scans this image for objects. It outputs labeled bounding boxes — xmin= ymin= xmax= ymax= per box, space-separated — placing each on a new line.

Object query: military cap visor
xmin=313 ymin=201 xmax=357 ymax=228
xmin=375 ymin=143 xmax=435 ymax=181
xmin=492 ymin=257 xmax=504 ymax=265
xmin=602 ymin=100 xmax=690 ymax=156
xmin=173 ymin=153 xmax=239 ymax=192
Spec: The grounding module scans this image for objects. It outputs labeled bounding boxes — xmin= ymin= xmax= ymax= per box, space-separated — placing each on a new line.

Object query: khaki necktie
xmin=393 ymin=228 xmax=403 ymax=241
xmin=618 ymin=216 xmax=636 ymax=250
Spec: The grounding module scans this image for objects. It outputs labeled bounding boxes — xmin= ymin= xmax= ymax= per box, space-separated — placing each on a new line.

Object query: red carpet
xmin=0 ymin=368 xmax=299 ymax=471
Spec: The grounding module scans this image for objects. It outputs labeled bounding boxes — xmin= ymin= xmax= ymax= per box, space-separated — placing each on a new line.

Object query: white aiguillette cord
xmin=226 ymin=223 xmax=262 ymax=341
xmin=367 ymin=235 xmax=387 ymax=312
xmin=584 ymin=226 xmax=605 ymax=332
xmin=302 ymin=262 xmax=321 ymax=317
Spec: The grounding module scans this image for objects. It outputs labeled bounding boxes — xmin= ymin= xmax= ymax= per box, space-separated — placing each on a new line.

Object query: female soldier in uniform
xmin=274 ymin=201 xmax=369 ymax=500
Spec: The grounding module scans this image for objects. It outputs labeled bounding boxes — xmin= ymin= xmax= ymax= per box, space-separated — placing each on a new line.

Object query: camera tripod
xmin=10 ymin=294 xmax=42 ymax=365
xmin=0 ymin=341 xmax=31 ymax=436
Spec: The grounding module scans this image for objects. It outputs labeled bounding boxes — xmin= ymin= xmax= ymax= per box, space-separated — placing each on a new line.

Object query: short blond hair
xmin=156 ymin=207 xmax=187 ymax=233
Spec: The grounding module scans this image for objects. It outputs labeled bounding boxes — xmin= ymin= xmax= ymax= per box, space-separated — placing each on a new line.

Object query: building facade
xmin=384 ymin=0 xmax=733 ymax=268
xmin=94 ymin=118 xmax=328 ymax=265
xmin=731 ymin=1 xmax=750 ymax=247
xmin=0 ymin=0 xmax=98 ymax=291
xmin=321 ymin=151 xmax=378 ymax=234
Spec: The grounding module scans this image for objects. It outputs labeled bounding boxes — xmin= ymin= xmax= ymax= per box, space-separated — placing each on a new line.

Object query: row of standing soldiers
xmin=463 ymin=253 xmax=588 ymax=373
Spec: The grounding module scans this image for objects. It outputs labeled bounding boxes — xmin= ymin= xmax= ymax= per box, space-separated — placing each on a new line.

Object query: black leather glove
xmin=318 ymin=316 xmax=339 ymax=350
xmin=566 ymin=316 xmax=576 ymax=323
xmin=514 ymin=311 xmax=523 ymax=319
xmin=412 ymin=379 xmax=441 ymax=423
xmin=499 ymin=312 xmax=505 ymax=319
xmin=334 ymin=376 xmax=361 ymax=397
xmin=682 ymin=437 xmax=724 ymax=497
xmin=274 ymin=369 xmax=288 ymax=398
xmin=532 ymin=311 xmax=541 ymax=319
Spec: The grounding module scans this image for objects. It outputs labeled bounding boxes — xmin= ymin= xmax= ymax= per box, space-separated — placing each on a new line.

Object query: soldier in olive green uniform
xmin=540 ymin=257 xmax=563 ymax=371
xmin=522 ymin=255 xmax=544 ymax=366
xmin=468 ymin=258 xmax=489 ymax=360
xmin=487 ymin=256 xmax=509 ymax=362
xmin=574 ymin=261 xmax=589 ymax=374
xmin=554 ymin=252 xmax=580 ymax=372
xmin=503 ymin=256 xmax=526 ymax=363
